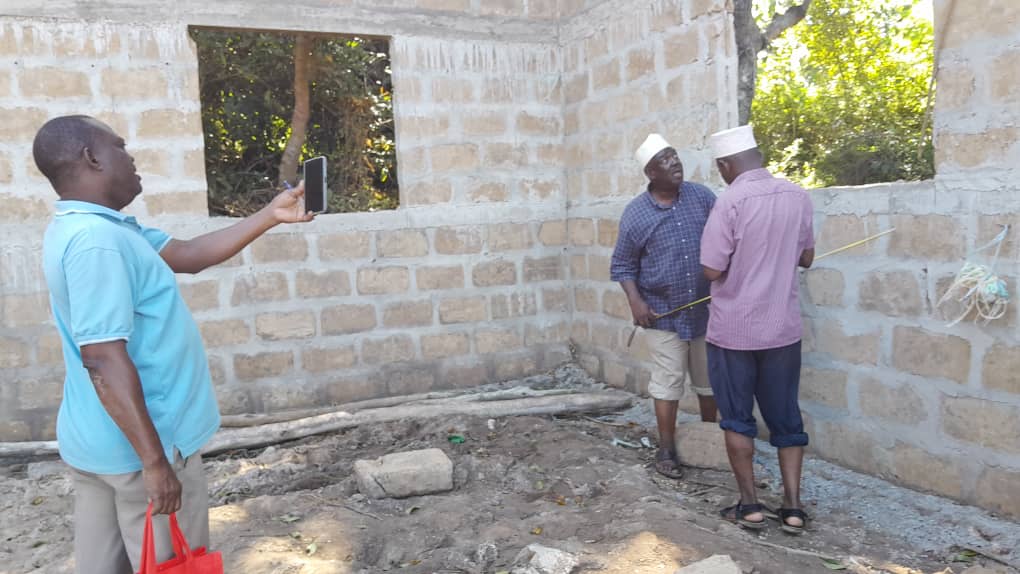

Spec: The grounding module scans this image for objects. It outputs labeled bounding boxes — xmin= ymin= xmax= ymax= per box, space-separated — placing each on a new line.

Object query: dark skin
xmin=56 ymin=119 xmax=314 ymax=515
xmin=702 ymin=147 xmax=811 ymax=528
xmin=619 ymin=147 xmax=718 ymax=477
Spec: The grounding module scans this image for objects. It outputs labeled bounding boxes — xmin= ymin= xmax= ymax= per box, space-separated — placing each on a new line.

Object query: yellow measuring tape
xmin=625 ymin=228 xmax=896 ymax=347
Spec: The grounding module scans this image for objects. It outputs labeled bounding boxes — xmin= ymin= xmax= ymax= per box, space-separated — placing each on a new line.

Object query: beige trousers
xmin=70 ymin=452 xmax=210 ymax=574
xmin=644 ymin=330 xmax=712 ymax=400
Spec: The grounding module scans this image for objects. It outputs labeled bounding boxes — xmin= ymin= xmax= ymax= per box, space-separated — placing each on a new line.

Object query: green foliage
xmin=751 ymin=0 xmax=934 ymax=187
xmin=190 ymin=29 xmax=397 ymax=216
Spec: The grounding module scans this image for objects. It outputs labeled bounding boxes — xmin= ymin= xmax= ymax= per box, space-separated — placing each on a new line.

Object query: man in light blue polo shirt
xmin=35 ymin=115 xmax=314 ymax=574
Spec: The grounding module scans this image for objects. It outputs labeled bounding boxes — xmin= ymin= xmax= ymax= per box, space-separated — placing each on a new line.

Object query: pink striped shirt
xmin=700 ymin=168 xmax=814 ymax=350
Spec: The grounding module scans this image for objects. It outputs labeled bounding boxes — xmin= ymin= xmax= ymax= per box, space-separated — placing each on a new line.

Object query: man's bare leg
xmin=654 ymin=399 xmax=683 ymax=477
xmin=777 ymin=446 xmax=804 ymax=527
xmin=724 ymin=430 xmax=764 ymax=522
xmin=697 ymin=395 xmax=718 ymax=423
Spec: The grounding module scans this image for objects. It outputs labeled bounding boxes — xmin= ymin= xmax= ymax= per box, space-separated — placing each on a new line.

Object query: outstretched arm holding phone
xmin=160 ymin=180 xmax=315 ymax=274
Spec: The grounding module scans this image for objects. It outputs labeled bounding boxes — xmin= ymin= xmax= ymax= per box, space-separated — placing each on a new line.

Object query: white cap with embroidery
xmin=634 ymin=133 xmax=672 ymax=170
xmin=709 ymin=125 xmax=758 ymax=158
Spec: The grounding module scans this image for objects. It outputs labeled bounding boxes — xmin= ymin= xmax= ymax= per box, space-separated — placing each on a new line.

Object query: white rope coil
xmin=936 ymin=225 xmax=1011 ymax=327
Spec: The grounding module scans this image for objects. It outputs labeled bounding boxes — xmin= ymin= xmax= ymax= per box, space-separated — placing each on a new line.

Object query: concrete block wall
xmin=566 ymin=0 xmax=1020 ymax=518
xmin=561 ymin=0 xmax=737 ymax=410
xmin=0 ymin=3 xmax=575 ymax=441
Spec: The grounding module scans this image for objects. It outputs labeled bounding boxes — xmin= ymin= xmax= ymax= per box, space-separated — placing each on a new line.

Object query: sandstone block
xmin=234 ymin=351 xmax=293 ymax=381
xmin=358 ymin=267 xmax=410 ymax=294
xmin=319 ymin=231 xmax=371 ymax=260
xmin=568 ymin=218 xmax=595 ymax=246
xmin=295 ymin=270 xmax=351 ymax=298
xmin=491 ymin=292 xmax=537 ymax=319
xmin=178 ymin=280 xmax=220 ymax=312
xmin=538 ymin=221 xmax=567 ymax=246
xmin=200 ymin=319 xmax=251 ymax=348
xmin=892 ymin=326 xmax=970 ymax=383
xmin=800 ymin=367 xmax=848 ymax=408
xmin=524 ymin=256 xmax=563 ymax=282
xmin=942 ymin=397 xmax=1020 ymax=454
xmin=0 ymin=336 xmax=30 ymax=368
xmin=362 ymin=335 xmax=416 ymax=364
xmin=888 ymin=215 xmax=965 ymax=261
xmin=487 ymin=223 xmax=532 ymax=251
xmin=664 ymin=29 xmax=700 ymax=68
xmin=473 ymin=259 xmax=517 ymax=287
xmin=100 ymin=68 xmax=169 ymax=100
xmin=675 ymin=421 xmax=729 ymax=471
xmin=322 ymin=304 xmax=377 ymax=335
xmin=302 ymin=345 xmax=357 ymax=373
xmin=252 ymin=234 xmax=308 ymax=263
xmin=354 ymin=448 xmax=454 ymax=499
xmin=804 ymin=268 xmax=845 ymax=307
xmin=377 ymin=229 xmax=429 ymax=258
xmin=816 ymin=320 xmax=879 ymax=365
xmin=890 ymin=441 xmax=962 ymax=498
xmin=597 ymin=219 xmax=619 ymax=247
xmin=476 ymin=329 xmax=523 ymax=354
xmin=255 ymin=311 xmax=316 ymax=340
xmin=144 ymin=192 xmax=207 ymax=216
xmin=230 ymin=272 xmax=289 ymax=305
xmin=982 ymin=344 xmax=1020 ymax=395
xmin=858 ymin=377 xmax=927 ymax=425
xmin=382 ymin=300 xmax=433 ymax=328
xmin=435 ymin=226 xmax=483 ymax=254
xmin=20 ymin=68 xmax=90 ymax=99
xmin=421 ymin=332 xmax=471 ymax=359
xmin=417 ymin=265 xmax=465 ymax=290
xmin=439 ymin=297 xmax=488 ymax=324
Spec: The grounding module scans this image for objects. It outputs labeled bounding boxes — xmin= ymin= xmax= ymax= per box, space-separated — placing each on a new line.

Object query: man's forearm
xmin=81 ymin=343 xmax=167 ymax=468
xmin=620 ymin=280 xmax=643 ymax=302
xmin=164 ymin=207 xmax=277 ymax=274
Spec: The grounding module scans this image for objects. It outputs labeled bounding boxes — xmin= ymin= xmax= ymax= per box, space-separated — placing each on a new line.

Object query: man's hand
xmin=271 ymin=180 xmax=316 ymax=224
xmin=143 ymin=457 xmax=182 ymax=515
xmin=629 ymin=296 xmax=655 ymax=328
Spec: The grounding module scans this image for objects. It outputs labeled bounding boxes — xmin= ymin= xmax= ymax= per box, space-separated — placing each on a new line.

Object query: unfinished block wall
xmin=0 ymin=0 xmax=574 ymax=441
xmin=1 ymin=0 xmax=1018 ymax=520
xmin=566 ymin=0 xmax=1020 ymax=519
xmin=561 ymin=0 xmax=738 ymax=413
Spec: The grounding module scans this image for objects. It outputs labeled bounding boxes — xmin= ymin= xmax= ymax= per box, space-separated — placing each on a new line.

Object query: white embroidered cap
xmin=634 ymin=133 xmax=672 ymax=170
xmin=709 ymin=125 xmax=758 ymax=158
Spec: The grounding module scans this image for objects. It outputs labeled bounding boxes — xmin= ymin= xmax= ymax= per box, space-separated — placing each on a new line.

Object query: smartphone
xmin=303 ymin=156 xmax=328 ymax=214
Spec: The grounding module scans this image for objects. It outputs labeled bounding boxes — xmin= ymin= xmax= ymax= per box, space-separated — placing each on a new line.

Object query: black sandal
xmin=654 ymin=450 xmax=685 ymax=479
xmin=719 ymin=502 xmax=768 ymax=530
xmin=777 ymin=507 xmax=808 ymax=535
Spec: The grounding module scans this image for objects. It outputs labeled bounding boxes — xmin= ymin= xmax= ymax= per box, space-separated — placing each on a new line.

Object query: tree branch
xmin=763 ymin=0 xmax=812 ymax=44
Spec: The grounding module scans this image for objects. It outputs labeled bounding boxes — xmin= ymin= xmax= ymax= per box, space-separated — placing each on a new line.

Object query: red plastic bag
xmin=137 ymin=503 xmax=223 ymax=574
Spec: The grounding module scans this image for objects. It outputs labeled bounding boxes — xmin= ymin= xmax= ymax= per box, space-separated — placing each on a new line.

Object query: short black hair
xmin=32 ymin=115 xmax=108 ymax=190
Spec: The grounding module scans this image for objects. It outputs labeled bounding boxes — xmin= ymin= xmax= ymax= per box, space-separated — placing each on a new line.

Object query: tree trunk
xmin=278 ymin=34 xmax=313 ymax=186
xmin=733 ymin=0 xmax=812 ymax=125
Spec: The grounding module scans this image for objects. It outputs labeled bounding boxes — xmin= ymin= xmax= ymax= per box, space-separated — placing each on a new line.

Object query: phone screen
xmin=303 ymin=156 xmax=327 ymax=214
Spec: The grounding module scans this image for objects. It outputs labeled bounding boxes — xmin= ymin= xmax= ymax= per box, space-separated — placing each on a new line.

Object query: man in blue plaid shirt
xmin=610 ymin=134 xmax=718 ymax=480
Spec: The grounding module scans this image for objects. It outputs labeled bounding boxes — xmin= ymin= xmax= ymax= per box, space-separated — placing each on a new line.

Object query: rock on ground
xmin=675 ymin=421 xmax=730 ymax=471
xmin=353 ymin=447 xmax=453 ymax=499
xmin=511 ymin=544 xmax=580 ymax=574
xmin=675 ymin=554 xmax=742 ymax=574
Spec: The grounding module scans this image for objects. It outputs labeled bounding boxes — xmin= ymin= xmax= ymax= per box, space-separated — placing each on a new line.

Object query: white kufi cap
xmin=634 ymin=133 xmax=672 ymax=170
xmin=709 ymin=125 xmax=758 ymax=158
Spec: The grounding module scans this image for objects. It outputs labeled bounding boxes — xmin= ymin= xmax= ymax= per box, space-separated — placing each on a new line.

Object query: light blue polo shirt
xmin=42 ymin=199 xmax=220 ymax=475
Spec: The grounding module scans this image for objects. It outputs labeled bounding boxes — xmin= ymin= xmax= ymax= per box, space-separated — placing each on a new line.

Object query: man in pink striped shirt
xmin=700 ymin=125 xmax=815 ymax=535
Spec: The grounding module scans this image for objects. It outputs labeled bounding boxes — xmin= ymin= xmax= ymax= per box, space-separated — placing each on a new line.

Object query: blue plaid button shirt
xmin=610 ymin=182 xmax=716 ymax=340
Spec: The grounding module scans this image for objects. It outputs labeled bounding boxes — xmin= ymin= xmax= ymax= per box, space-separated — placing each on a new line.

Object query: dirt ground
xmin=2 ymin=366 xmax=1019 ymax=574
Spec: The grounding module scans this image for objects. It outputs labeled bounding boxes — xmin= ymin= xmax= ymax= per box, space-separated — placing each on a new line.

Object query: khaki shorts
xmin=70 ymin=452 xmax=209 ymax=574
xmin=644 ymin=330 xmax=712 ymax=400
